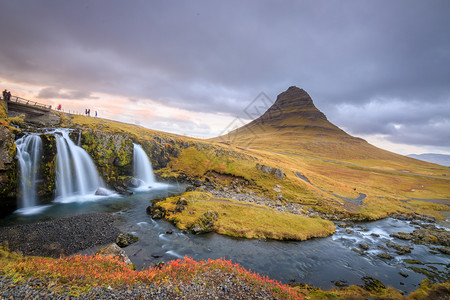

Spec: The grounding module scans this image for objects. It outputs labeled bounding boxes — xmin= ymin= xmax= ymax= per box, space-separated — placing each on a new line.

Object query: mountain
xmin=408 ymin=153 xmax=450 ymax=167
xmin=213 ymin=86 xmax=411 ymax=162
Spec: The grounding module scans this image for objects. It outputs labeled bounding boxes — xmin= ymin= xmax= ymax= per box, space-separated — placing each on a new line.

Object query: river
xmin=1 ymin=183 xmax=448 ymax=294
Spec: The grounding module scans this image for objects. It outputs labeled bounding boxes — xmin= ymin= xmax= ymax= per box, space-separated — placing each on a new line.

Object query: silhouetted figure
xmin=2 ymin=89 xmax=6 ymax=100
xmin=95 ymin=111 xmax=97 ymax=117
xmin=88 ymin=109 xmax=90 ymax=117
xmin=6 ymin=91 xmax=11 ymax=101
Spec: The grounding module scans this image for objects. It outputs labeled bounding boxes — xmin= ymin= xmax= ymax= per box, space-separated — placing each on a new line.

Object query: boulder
xmin=116 ymin=233 xmax=139 ymax=248
xmin=96 ymin=243 xmax=135 ymax=269
xmin=190 ymin=210 xmax=218 ymax=234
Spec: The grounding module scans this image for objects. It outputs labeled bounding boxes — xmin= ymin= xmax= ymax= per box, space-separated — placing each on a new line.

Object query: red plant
xmin=1 ymin=255 xmax=302 ymax=300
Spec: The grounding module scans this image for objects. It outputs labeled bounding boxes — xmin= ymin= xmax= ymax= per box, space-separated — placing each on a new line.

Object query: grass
xmin=158 ymin=191 xmax=336 ymax=240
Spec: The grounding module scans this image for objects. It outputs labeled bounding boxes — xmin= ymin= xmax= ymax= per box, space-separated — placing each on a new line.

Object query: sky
xmin=1 ymin=0 xmax=449 ymax=155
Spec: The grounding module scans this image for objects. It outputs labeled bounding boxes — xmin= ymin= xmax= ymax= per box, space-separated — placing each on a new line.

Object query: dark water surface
xmin=1 ymin=184 xmax=448 ymax=294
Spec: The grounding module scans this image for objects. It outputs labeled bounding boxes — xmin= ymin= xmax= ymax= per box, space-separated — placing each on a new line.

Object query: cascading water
xmin=15 ymin=134 xmax=42 ymax=210
xmin=133 ymin=143 xmax=156 ymax=190
xmin=54 ymin=129 xmax=101 ymax=202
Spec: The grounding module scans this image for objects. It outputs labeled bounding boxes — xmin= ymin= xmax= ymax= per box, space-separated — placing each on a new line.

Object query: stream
xmin=1 ymin=184 xmax=449 ymax=294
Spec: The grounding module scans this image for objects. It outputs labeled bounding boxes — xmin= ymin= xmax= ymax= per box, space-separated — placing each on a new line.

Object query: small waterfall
xmin=15 ymin=134 xmax=42 ymax=209
xmin=54 ymin=129 xmax=100 ymax=202
xmin=133 ymin=143 xmax=155 ymax=189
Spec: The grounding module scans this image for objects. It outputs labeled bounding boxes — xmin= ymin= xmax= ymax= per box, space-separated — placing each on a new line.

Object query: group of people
xmin=2 ymin=89 xmax=11 ymax=101
xmin=85 ymin=108 xmax=97 ymax=117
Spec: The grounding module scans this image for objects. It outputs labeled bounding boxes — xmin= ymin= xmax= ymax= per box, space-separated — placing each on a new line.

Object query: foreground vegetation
xmin=0 ymin=247 xmax=302 ymax=299
xmin=1 ymin=247 xmax=448 ymax=299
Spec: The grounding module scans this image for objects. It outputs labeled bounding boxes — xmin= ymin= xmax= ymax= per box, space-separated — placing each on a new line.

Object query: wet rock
xmin=377 ymin=253 xmax=394 ymax=260
xmin=412 ymin=229 xmax=450 ymax=246
xmin=115 ymin=185 xmax=133 ymax=196
xmin=358 ymin=243 xmax=369 ymax=250
xmin=438 ymin=246 xmax=450 ymax=254
xmin=390 ymin=232 xmax=414 ymax=240
xmin=361 ymin=276 xmax=386 ymax=292
xmin=386 ymin=242 xmax=413 ymax=254
xmin=96 ymin=243 xmax=135 ymax=269
xmin=116 ymin=233 xmax=139 ymax=248
xmin=352 ymin=248 xmax=365 ymax=255
xmin=399 ymin=272 xmax=409 ymax=278
xmin=370 ymin=233 xmax=380 ymax=237
xmin=166 ymin=229 xmax=173 ymax=234
xmin=128 ymin=178 xmax=141 ymax=188
xmin=95 ymin=187 xmax=113 ymax=196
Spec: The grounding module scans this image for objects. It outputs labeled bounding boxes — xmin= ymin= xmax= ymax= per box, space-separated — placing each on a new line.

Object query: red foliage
xmin=1 ymin=255 xmax=302 ymax=299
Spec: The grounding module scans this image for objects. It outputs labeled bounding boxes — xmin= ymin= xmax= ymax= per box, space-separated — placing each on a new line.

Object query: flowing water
xmin=54 ymin=129 xmax=103 ymax=202
xmin=132 ymin=143 xmax=156 ymax=190
xmin=15 ymin=134 xmax=42 ymax=213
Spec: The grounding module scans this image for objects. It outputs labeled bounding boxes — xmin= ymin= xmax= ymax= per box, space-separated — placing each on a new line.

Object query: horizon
xmin=1 ymin=1 xmax=449 ymax=155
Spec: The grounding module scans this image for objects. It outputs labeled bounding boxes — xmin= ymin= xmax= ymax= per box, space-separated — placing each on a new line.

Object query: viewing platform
xmin=2 ymin=95 xmax=60 ymax=126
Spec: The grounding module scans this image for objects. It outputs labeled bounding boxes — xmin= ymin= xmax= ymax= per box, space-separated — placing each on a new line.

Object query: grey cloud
xmin=0 ymin=0 xmax=449 ymax=151
xmin=37 ymin=87 xmax=96 ymax=100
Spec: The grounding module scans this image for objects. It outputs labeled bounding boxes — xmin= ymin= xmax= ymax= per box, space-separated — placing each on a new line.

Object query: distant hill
xmin=212 ymin=86 xmax=428 ymax=165
xmin=408 ymin=154 xmax=450 ymax=167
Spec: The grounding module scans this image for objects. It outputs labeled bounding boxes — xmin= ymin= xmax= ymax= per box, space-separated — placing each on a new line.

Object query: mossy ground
xmin=158 ymin=191 xmax=335 ymax=240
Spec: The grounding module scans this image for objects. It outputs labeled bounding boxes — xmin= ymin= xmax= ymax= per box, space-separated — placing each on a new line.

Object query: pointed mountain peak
xmin=255 ymin=86 xmax=329 ymax=126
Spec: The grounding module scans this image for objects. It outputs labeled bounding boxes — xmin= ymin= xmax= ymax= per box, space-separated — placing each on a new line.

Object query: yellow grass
xmin=158 ymin=191 xmax=335 ymax=240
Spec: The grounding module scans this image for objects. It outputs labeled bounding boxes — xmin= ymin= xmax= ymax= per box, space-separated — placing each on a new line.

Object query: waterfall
xmin=15 ymin=134 xmax=42 ymax=209
xmin=54 ymin=129 xmax=100 ymax=202
xmin=133 ymin=143 xmax=155 ymax=189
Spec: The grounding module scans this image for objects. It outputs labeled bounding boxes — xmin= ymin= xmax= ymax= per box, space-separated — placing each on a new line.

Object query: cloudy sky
xmin=1 ymin=0 xmax=449 ymax=155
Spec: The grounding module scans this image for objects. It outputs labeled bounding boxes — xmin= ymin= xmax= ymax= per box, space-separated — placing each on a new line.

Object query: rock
xmin=370 ymin=233 xmax=380 ymax=237
xmin=166 ymin=229 xmax=173 ymax=234
xmin=438 ymin=246 xmax=450 ymax=254
xmin=377 ymin=253 xmax=394 ymax=260
xmin=127 ymin=177 xmax=141 ymax=188
xmin=358 ymin=243 xmax=369 ymax=250
xmin=190 ymin=210 xmax=218 ymax=234
xmin=96 ymin=243 xmax=135 ymax=269
xmin=146 ymin=205 xmax=166 ymax=219
xmin=386 ymin=242 xmax=413 ymax=254
xmin=115 ymin=185 xmax=133 ymax=196
xmin=390 ymin=232 xmax=414 ymax=240
xmin=399 ymin=272 xmax=409 ymax=278
xmin=273 ymin=168 xmax=286 ymax=180
xmin=116 ymin=233 xmax=138 ymax=248
xmin=95 ymin=187 xmax=113 ymax=196
xmin=256 ymin=164 xmax=286 ymax=180
xmin=361 ymin=276 xmax=386 ymax=292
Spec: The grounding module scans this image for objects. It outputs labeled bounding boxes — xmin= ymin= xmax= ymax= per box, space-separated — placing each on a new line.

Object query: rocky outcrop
xmin=0 ymin=126 xmax=17 ymax=216
xmin=78 ymin=128 xmax=192 ymax=189
xmin=37 ymin=134 xmax=57 ymax=203
xmin=96 ymin=243 xmax=135 ymax=269
xmin=256 ymin=164 xmax=286 ymax=179
xmin=190 ymin=210 xmax=218 ymax=234
xmin=116 ymin=233 xmax=138 ymax=248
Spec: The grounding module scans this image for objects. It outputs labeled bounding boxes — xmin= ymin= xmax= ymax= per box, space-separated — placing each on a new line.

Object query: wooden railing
xmin=3 ymin=95 xmax=52 ymax=110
